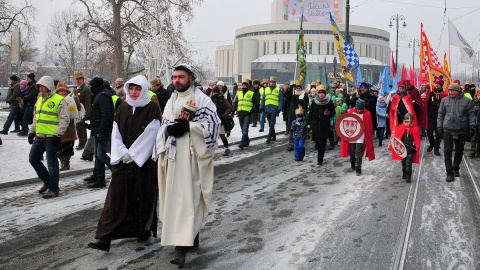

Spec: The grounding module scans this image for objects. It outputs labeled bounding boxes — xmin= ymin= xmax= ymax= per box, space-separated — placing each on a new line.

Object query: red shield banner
xmin=335 ymin=113 xmax=365 ymax=141
xmin=391 ymin=137 xmax=407 ymax=158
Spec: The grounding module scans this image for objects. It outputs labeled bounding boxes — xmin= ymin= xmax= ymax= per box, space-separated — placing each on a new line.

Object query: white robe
xmin=153 ymin=86 xmax=220 ymax=246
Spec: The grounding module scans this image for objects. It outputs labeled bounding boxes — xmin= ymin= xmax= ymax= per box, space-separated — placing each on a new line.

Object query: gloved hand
xmin=324 ymin=110 xmax=330 ymax=116
xmin=53 ymin=135 xmax=62 ymax=147
xmin=122 ymin=153 xmax=134 ymax=164
xmin=307 ymin=125 xmax=311 ymax=130
xmin=296 ymin=121 xmax=301 ymax=126
xmin=96 ymin=134 xmax=103 ymax=143
xmin=167 ymin=119 xmax=190 ymax=138
xmin=28 ymin=133 xmax=35 ymax=145
xmin=437 ymin=128 xmax=444 ymax=139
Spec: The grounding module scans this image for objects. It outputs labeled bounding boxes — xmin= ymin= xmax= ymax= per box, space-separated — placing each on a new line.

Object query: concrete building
xmin=216 ymin=0 xmax=390 ymax=86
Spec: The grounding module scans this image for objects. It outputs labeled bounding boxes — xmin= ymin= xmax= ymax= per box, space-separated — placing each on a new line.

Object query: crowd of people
xmin=0 ymin=66 xmax=478 ymax=266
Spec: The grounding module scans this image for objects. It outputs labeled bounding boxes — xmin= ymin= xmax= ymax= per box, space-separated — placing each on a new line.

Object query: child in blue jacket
xmin=291 ymin=108 xmax=308 ymax=161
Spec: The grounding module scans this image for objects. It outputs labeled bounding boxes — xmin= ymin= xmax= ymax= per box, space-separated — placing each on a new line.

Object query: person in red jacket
xmin=388 ymin=80 xmax=417 ymax=136
xmin=340 ymin=99 xmax=375 ymax=176
xmin=391 ymin=113 xmax=421 ymax=183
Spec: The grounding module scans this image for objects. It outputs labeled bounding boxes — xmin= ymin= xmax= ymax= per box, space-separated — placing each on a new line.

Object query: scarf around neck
xmin=314 ymin=95 xmax=330 ymax=105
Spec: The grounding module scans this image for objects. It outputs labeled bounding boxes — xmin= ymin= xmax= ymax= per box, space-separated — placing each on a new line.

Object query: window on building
xmin=331 ymin=42 xmax=334 ymax=55
xmin=264 ymin=41 xmax=267 ymax=55
xmin=327 ymin=42 xmax=330 ymax=55
xmin=283 ymin=42 xmax=286 ymax=54
xmin=309 ymin=41 xmax=312 ymax=54
xmin=287 ymin=42 xmax=290 ymax=54
xmin=318 ymin=41 xmax=321 ymax=54
xmin=274 ymin=41 xmax=277 ymax=54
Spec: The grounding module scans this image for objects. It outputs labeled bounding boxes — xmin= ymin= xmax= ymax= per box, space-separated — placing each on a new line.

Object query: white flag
xmin=449 ymin=19 xmax=480 ymax=66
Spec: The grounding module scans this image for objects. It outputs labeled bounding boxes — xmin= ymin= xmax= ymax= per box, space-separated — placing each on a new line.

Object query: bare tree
xmin=77 ymin=0 xmax=203 ymax=80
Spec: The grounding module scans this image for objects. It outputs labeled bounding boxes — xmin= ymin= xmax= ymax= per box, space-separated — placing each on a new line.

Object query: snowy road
xmin=0 ymin=136 xmax=479 ymax=269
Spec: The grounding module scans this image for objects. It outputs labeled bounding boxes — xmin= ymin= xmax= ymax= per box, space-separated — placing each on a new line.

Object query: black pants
xmin=443 ymin=131 xmax=467 ymax=176
xmin=76 ymin=120 xmax=88 ymax=148
xmin=401 ymin=153 xmax=413 ymax=173
xmin=314 ymin=137 xmax=327 ymax=163
xmin=349 ymin=142 xmax=364 ymax=169
xmin=427 ymin=117 xmax=441 ymax=150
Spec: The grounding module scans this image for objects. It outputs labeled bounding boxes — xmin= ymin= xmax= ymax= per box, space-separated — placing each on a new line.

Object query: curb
xmin=0 ymin=168 xmax=94 ymax=189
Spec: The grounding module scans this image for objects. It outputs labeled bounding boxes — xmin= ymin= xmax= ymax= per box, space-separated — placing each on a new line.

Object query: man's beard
xmin=175 ymin=81 xmax=191 ymax=92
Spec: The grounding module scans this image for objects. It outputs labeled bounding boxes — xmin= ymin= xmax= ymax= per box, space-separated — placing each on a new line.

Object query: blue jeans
xmin=29 ymin=137 xmax=60 ymax=193
xmin=2 ymin=107 xmax=19 ymax=132
xmin=259 ymin=111 xmax=265 ymax=130
xmin=238 ymin=115 xmax=251 ymax=146
xmin=94 ymin=136 xmax=112 ymax=180
xmin=294 ymin=138 xmax=305 ymax=161
xmin=22 ymin=105 xmax=34 ymax=132
xmin=265 ymin=112 xmax=277 ymax=141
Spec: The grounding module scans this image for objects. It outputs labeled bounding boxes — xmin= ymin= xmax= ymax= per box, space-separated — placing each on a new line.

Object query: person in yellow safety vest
xmin=232 ymin=81 xmax=259 ymax=149
xmin=27 ymin=76 xmax=70 ymax=199
xmin=258 ymin=78 xmax=268 ymax=132
xmin=148 ymin=89 xmax=160 ymax=108
xmin=260 ymin=76 xmax=283 ymax=143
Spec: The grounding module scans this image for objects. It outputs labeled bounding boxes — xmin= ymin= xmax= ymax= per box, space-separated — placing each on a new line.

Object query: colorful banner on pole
xmin=329 ymin=12 xmax=358 ymax=82
xmin=297 ymin=14 xmax=307 ymax=86
xmin=284 ymin=0 xmax=343 ymax=23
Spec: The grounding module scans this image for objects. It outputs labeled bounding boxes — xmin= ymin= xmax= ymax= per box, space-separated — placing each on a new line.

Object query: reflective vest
xmin=259 ymin=87 xmax=265 ymax=96
xmin=264 ymin=86 xmax=280 ymax=106
xmin=237 ymin=90 xmax=254 ymax=112
xmin=149 ymin=90 xmax=156 ymax=99
xmin=35 ymin=93 xmax=64 ymax=135
xmin=112 ymin=95 xmax=119 ymax=111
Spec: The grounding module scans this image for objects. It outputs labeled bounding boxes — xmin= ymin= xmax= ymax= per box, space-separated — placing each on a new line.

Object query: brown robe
xmin=95 ymin=101 xmax=161 ymax=240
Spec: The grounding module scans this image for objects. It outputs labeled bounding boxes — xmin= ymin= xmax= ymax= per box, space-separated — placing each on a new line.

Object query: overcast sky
xmin=31 ymin=0 xmax=480 ymax=78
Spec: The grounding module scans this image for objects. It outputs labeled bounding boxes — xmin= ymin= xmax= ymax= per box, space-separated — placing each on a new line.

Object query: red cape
xmin=340 ymin=108 xmax=375 ymax=161
xmin=389 ymin=94 xmax=417 ymax=136
xmin=390 ymin=124 xmax=421 ymax=163
xmin=409 ymin=88 xmax=423 ymax=128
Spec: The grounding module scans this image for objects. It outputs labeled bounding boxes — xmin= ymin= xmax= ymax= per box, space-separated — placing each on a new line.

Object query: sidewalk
xmin=0 ymin=114 xmax=288 ymax=189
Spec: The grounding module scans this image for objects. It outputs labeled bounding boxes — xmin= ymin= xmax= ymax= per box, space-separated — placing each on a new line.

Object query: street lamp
xmin=408 ymin=39 xmax=419 ymax=69
xmin=389 ymin=14 xmax=407 ymax=72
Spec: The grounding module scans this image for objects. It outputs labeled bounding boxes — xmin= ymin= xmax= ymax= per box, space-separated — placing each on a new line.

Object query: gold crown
xmin=295 ymin=107 xmax=304 ymax=114
xmin=261 ymin=78 xmax=268 ymax=83
xmin=74 ymin=71 xmax=84 ymax=79
xmin=243 ymin=78 xmax=250 ymax=83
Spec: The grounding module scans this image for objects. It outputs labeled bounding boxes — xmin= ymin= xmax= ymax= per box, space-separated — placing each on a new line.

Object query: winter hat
xmin=55 ymin=81 xmax=71 ymax=93
xmin=212 ymin=85 xmax=220 ymax=94
xmin=453 ymin=79 xmax=460 ymax=84
xmin=241 ymin=82 xmax=249 ymax=88
xmin=355 ymin=99 xmax=365 ymax=110
xmin=310 ymin=88 xmax=316 ymax=95
xmin=150 ymin=77 xmax=161 ymax=87
xmin=19 ymin=80 xmax=28 ymax=91
xmin=216 ymin=81 xmax=225 ymax=87
xmin=360 ymin=82 xmax=371 ymax=89
xmin=174 ymin=63 xmax=196 ymax=79
xmin=27 ymin=73 xmax=35 ymax=80
xmin=337 ymin=93 xmax=343 ymax=99
xmin=448 ymin=83 xmax=462 ymax=92
xmin=341 ymin=103 xmax=348 ymax=111
xmin=378 ymin=97 xmax=386 ymax=103
xmin=9 ymin=75 xmax=19 ymax=81
xmin=89 ymin=77 xmax=104 ymax=92
xmin=295 ymin=85 xmax=303 ymax=95
xmin=74 ymin=70 xmax=84 ymax=79
xmin=434 ymin=77 xmax=444 ymax=87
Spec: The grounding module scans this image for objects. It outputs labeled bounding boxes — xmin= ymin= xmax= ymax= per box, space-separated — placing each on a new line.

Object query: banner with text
xmin=284 ymin=0 xmax=343 ymax=23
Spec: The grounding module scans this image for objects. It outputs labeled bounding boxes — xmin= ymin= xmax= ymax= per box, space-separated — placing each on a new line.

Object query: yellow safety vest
xmin=35 ymin=93 xmax=64 ymax=135
xmin=237 ymin=90 xmax=254 ymax=112
xmin=112 ymin=95 xmax=119 ymax=111
xmin=259 ymin=87 xmax=265 ymax=96
xmin=149 ymin=90 xmax=156 ymax=99
xmin=264 ymin=86 xmax=280 ymax=106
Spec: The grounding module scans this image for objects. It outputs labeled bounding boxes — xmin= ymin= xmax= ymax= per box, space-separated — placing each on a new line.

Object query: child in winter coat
xmin=291 ymin=108 xmax=308 ymax=161
xmin=376 ymin=96 xmax=388 ymax=146
xmin=391 ymin=113 xmax=420 ymax=183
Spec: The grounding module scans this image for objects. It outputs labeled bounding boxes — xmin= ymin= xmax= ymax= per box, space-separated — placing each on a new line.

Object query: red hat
xmin=397 ymin=80 xmax=406 ymax=88
xmin=434 ymin=77 xmax=444 ymax=87
xmin=404 ymin=80 xmax=411 ymax=86
xmin=453 ymin=79 xmax=460 ymax=84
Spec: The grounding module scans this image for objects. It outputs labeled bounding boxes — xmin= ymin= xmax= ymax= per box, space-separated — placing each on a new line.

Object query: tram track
xmin=392 ymin=137 xmax=480 ymax=269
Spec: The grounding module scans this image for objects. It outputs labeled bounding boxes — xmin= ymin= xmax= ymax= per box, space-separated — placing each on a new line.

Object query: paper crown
xmin=242 ymin=78 xmax=250 ymax=83
xmin=74 ymin=71 xmax=84 ymax=79
xmin=269 ymin=76 xmax=276 ymax=82
xmin=295 ymin=107 xmax=304 ymax=115
xmin=262 ymin=78 xmax=268 ymax=83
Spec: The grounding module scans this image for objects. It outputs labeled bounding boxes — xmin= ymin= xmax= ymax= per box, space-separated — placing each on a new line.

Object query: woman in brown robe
xmin=88 ymin=75 xmax=161 ymax=252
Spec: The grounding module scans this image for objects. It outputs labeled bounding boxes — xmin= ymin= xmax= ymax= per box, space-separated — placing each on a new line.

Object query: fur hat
xmin=9 ymin=75 xmax=19 ymax=81
xmin=261 ymin=78 xmax=268 ymax=84
xmin=74 ymin=71 xmax=84 ymax=79
xmin=241 ymin=82 xmax=249 ymax=87
xmin=355 ymin=99 xmax=365 ymax=110
xmin=243 ymin=78 xmax=250 ymax=84
xmin=269 ymin=76 xmax=276 ymax=82
xmin=55 ymin=81 xmax=71 ymax=93
xmin=150 ymin=77 xmax=161 ymax=87
xmin=253 ymin=79 xmax=260 ymax=85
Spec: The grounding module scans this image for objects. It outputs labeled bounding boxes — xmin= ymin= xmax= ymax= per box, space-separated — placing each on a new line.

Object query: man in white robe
xmin=153 ymin=64 xmax=220 ymax=266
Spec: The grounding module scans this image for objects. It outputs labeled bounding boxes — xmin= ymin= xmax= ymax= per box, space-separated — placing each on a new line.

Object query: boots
xmin=327 ymin=141 xmax=334 ymax=150
xmin=88 ymin=239 xmax=111 ymax=252
xmin=60 ymin=156 xmax=70 ymax=171
xmin=223 ymin=148 xmax=231 ymax=156
xmin=427 ymin=145 xmax=434 ymax=152
xmin=402 ymin=169 xmax=407 ymax=179
xmin=406 ymin=171 xmax=412 ymax=183
xmin=350 ymin=161 xmax=356 ymax=171
xmin=83 ymin=174 xmax=97 ymax=183
xmin=355 ymin=168 xmax=362 ymax=176
xmin=434 ymin=148 xmax=440 ymax=156
xmin=88 ymin=178 xmax=106 ymax=188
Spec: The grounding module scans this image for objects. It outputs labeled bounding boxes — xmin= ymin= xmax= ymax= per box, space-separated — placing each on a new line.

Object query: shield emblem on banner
xmin=391 ymin=137 xmax=407 ymax=158
xmin=343 ymin=120 xmax=358 ymax=137
xmin=335 ymin=113 xmax=365 ymax=142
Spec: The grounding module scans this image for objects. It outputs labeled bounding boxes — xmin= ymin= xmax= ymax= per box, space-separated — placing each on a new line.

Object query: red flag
xmin=409 ymin=66 xmax=417 ymax=87
xmin=391 ymin=52 xmax=397 ymax=78
xmin=401 ymin=64 xmax=408 ymax=82
xmin=419 ymin=23 xmax=451 ymax=91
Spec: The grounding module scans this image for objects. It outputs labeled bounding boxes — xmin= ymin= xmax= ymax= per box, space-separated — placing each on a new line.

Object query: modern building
xmin=215 ymin=0 xmax=390 ymax=86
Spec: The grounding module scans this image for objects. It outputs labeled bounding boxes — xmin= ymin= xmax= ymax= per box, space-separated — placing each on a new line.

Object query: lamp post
xmin=389 ymin=14 xmax=407 ymax=72
xmin=408 ymin=39 xmax=419 ymax=69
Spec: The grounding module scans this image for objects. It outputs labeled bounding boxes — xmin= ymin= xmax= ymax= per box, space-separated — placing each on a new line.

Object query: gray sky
xmin=31 ymin=0 xmax=480 ymax=78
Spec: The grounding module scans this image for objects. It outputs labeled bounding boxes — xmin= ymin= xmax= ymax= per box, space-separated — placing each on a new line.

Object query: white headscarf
xmin=124 ymin=75 xmax=151 ymax=108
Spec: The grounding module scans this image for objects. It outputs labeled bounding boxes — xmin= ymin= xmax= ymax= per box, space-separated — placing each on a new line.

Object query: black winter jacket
xmin=91 ymin=88 xmax=114 ymax=136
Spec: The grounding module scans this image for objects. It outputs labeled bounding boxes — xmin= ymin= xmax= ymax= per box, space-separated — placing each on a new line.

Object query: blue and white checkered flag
xmin=343 ymin=42 xmax=359 ymax=69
